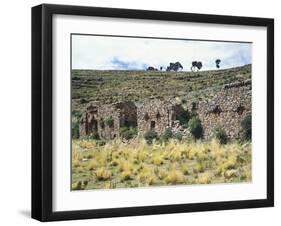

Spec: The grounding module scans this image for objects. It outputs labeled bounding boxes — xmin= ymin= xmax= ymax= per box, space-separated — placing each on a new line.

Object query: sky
xmin=72 ymin=35 xmax=252 ymax=71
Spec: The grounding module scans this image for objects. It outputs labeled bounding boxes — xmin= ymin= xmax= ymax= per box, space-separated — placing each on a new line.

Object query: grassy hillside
xmin=71 ymin=65 xmax=252 ymax=190
xmin=72 ymin=64 xmax=251 ymax=117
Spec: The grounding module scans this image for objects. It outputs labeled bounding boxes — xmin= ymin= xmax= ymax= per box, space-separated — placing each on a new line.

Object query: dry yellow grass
xmin=197 ymin=173 xmax=211 ymax=184
xmin=95 ymin=167 xmax=112 ymax=180
xmin=72 ymin=138 xmax=251 ymax=190
xmin=165 ymin=169 xmax=185 ymax=184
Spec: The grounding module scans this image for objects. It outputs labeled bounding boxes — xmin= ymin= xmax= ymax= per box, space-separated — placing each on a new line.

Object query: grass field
xmin=72 ymin=138 xmax=251 ymax=190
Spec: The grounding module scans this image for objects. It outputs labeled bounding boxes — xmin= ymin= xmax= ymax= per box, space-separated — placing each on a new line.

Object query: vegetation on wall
xmin=188 ymin=116 xmax=203 ymax=139
xmin=72 ymin=122 xmax=80 ymax=139
xmin=120 ymin=127 xmax=138 ymax=140
xmin=176 ymin=109 xmax=190 ymax=128
xmin=105 ymin=117 xmax=114 ymax=128
xmin=241 ymin=114 xmax=252 ymax=141
xmin=213 ymin=127 xmax=228 ymax=144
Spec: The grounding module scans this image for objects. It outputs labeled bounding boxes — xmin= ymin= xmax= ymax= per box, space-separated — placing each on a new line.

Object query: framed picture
xmin=32 ymin=4 xmax=274 ymax=221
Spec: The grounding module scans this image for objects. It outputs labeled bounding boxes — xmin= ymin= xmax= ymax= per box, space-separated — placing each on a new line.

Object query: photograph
xmin=30 ymin=3 xmax=274 ymax=221
xmin=71 ymin=34 xmax=252 ymax=190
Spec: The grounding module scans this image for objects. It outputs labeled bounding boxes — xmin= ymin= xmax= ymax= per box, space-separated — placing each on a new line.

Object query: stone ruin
xmin=79 ymin=80 xmax=251 ymax=141
xmin=79 ymin=101 xmax=137 ymax=140
xmin=137 ymin=98 xmax=189 ymax=136
xmin=198 ymin=80 xmax=251 ymax=139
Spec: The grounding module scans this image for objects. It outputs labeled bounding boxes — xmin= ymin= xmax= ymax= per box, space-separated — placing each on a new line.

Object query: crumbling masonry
xmin=79 ymin=101 xmax=137 ymax=139
xmin=198 ymin=80 xmax=251 ymax=139
xmin=79 ymin=80 xmax=251 ymax=140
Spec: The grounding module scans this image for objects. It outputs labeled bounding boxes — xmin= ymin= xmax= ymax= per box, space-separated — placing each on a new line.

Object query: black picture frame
xmin=32 ymin=3 xmax=274 ymax=222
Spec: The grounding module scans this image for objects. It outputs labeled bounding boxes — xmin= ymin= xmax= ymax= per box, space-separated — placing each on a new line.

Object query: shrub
xmin=89 ymin=132 xmax=100 ymax=140
xmin=120 ymin=127 xmax=138 ymax=140
xmin=188 ymin=116 xmax=203 ymax=139
xmin=162 ymin=128 xmax=173 ymax=141
xmin=173 ymin=132 xmax=183 ymax=141
xmin=182 ymin=123 xmax=189 ymax=129
xmin=241 ymin=115 xmax=251 ymax=141
xmin=105 ymin=117 xmax=114 ymax=128
xmin=72 ymin=110 xmax=82 ymax=119
xmin=72 ymin=122 xmax=79 ymax=139
xmin=161 ymin=128 xmax=183 ymax=142
xmin=144 ymin=130 xmax=158 ymax=144
xmin=213 ymin=127 xmax=228 ymax=144
xmin=176 ymin=109 xmax=190 ymax=126
xmin=190 ymin=111 xmax=198 ymax=118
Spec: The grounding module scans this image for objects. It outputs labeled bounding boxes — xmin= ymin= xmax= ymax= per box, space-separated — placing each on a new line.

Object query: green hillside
xmin=72 ymin=64 xmax=251 ymax=117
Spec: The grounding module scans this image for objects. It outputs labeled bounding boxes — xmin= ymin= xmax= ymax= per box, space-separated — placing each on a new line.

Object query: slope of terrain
xmin=72 ymin=64 xmax=251 ymax=118
xmin=71 ymin=65 xmax=252 ymax=190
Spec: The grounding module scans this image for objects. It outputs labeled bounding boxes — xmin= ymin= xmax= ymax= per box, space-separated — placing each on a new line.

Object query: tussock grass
xmin=197 ymin=173 xmax=211 ymax=184
xmin=72 ymin=138 xmax=251 ymax=190
xmin=165 ymin=169 xmax=185 ymax=184
xmin=95 ymin=167 xmax=112 ymax=181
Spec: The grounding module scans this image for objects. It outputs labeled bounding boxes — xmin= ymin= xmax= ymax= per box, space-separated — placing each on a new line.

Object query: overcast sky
xmin=72 ymin=35 xmax=252 ymax=71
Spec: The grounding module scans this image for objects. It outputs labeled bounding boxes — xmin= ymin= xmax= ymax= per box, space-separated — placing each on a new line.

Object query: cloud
xmin=110 ymin=57 xmax=148 ymax=70
xmin=72 ymin=35 xmax=252 ymax=71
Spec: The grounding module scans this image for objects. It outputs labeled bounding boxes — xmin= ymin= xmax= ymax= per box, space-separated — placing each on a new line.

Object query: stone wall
xmin=116 ymin=102 xmax=138 ymax=128
xmin=137 ymin=99 xmax=175 ymax=136
xmin=79 ymin=101 xmax=137 ymax=139
xmin=197 ymin=82 xmax=251 ymax=139
xmin=79 ymin=81 xmax=251 ymax=141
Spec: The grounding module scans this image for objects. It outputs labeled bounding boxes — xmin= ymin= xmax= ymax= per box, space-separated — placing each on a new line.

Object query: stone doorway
xmin=151 ymin=121 xmax=156 ymax=129
xmin=89 ymin=119 xmax=98 ymax=133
